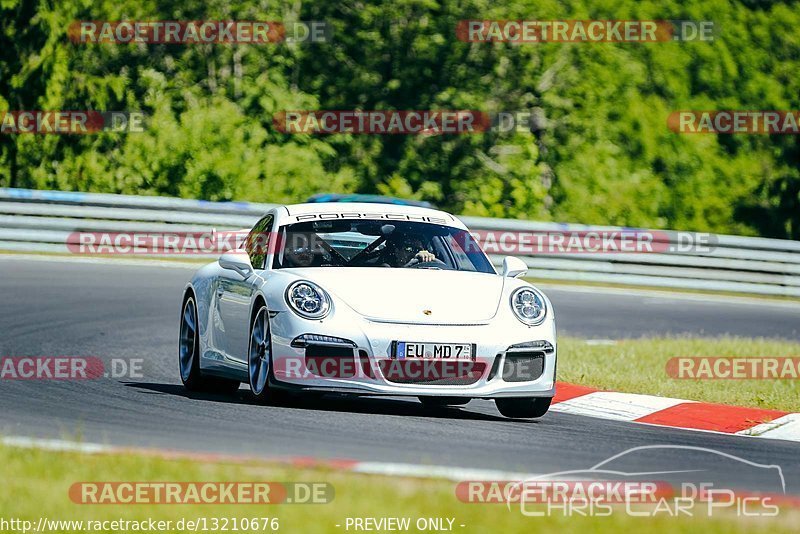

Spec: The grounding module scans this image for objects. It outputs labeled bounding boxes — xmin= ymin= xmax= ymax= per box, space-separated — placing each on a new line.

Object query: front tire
xmin=419 ymin=396 xmax=471 ymax=407
xmin=179 ymin=294 xmax=240 ymax=394
xmin=248 ymin=303 xmax=288 ymax=404
xmin=495 ymin=397 xmax=551 ymax=419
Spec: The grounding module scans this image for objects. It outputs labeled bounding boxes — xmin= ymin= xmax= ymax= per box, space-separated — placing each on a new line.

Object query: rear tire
xmin=179 ymin=294 xmax=240 ymax=394
xmin=419 ymin=396 xmax=471 ymax=407
xmin=495 ymin=397 xmax=551 ymax=419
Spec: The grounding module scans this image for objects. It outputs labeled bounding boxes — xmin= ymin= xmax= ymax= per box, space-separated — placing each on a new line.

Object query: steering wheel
xmin=408 ymin=258 xmax=451 ymax=270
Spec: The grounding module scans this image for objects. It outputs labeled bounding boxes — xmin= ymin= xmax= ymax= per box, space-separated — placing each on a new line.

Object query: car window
xmin=441 ymin=233 xmax=480 ymax=272
xmin=245 ymin=214 xmax=273 ymax=269
xmin=273 ymin=219 xmax=494 ymax=273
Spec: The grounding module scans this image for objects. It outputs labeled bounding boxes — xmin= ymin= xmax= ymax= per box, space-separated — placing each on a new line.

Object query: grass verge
xmin=1 ymin=444 xmax=796 ymax=533
xmin=559 ymin=336 xmax=800 ymax=411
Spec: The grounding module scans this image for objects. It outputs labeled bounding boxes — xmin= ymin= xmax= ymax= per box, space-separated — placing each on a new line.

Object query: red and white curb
xmin=551 ymin=382 xmax=800 ymax=442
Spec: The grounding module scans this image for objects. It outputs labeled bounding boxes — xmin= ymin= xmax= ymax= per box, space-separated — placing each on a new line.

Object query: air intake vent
xmin=502 ymin=351 xmax=545 ymax=382
xmin=305 ymin=344 xmax=357 ymax=378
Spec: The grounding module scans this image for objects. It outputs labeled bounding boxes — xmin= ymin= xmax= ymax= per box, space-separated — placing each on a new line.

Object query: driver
xmin=281 ymin=232 xmax=325 ymax=267
xmin=385 ymin=235 xmax=437 ymax=267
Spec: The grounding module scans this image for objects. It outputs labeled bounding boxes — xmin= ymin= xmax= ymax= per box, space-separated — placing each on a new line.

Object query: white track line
xmin=351 ymin=461 xmax=544 ymax=482
xmin=2 ymin=436 xmax=112 ymax=453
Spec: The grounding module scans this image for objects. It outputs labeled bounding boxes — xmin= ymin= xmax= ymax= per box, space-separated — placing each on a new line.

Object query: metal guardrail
xmin=1 ymin=187 xmax=799 ymax=297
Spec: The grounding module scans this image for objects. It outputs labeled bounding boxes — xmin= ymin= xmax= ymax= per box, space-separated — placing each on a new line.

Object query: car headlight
xmin=510 ymin=287 xmax=547 ymax=326
xmin=286 ymin=281 xmax=331 ymax=319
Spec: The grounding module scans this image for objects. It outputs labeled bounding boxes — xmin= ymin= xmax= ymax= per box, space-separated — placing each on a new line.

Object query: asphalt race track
xmin=1 ymin=257 xmax=799 ymax=494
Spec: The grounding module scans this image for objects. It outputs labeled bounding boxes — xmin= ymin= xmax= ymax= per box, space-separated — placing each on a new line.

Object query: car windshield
xmin=273 ymin=219 xmax=495 ymax=273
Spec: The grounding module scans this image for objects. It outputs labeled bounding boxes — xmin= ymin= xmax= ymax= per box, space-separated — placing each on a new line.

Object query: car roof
xmin=306 ymin=193 xmax=435 ymax=209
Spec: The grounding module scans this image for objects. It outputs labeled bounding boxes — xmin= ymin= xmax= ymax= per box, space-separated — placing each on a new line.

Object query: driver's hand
xmin=415 ymin=250 xmax=436 ymax=263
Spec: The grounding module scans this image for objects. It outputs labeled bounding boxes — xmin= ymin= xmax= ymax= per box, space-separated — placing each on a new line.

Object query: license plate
xmin=394 ymin=342 xmax=474 ymax=360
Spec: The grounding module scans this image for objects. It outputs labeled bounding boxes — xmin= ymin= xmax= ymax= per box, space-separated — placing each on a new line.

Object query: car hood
xmin=283 ymin=267 xmax=505 ymax=324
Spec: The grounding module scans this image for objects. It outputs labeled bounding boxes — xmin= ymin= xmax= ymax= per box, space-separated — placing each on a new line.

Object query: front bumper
xmin=268 ymin=311 xmax=557 ymax=398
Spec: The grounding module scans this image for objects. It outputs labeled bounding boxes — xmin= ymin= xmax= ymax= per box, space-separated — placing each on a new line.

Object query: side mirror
xmin=501 ymin=256 xmax=528 ymax=278
xmin=219 ymin=252 xmax=253 ymax=278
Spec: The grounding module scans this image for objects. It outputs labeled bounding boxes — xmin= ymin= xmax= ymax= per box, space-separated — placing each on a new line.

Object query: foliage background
xmin=1 ymin=0 xmax=798 ymax=238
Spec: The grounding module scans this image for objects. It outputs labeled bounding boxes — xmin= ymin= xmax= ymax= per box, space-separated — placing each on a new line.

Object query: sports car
xmin=179 ymin=202 xmax=557 ymax=418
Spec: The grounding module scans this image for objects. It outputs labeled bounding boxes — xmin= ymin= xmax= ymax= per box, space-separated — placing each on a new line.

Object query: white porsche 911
xmin=179 ymin=202 xmax=557 ymax=418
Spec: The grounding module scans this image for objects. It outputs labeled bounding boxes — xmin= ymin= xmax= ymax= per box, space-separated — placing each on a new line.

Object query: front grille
xmin=502 ymin=351 xmax=545 ymax=382
xmin=378 ymin=359 xmax=486 ymax=385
